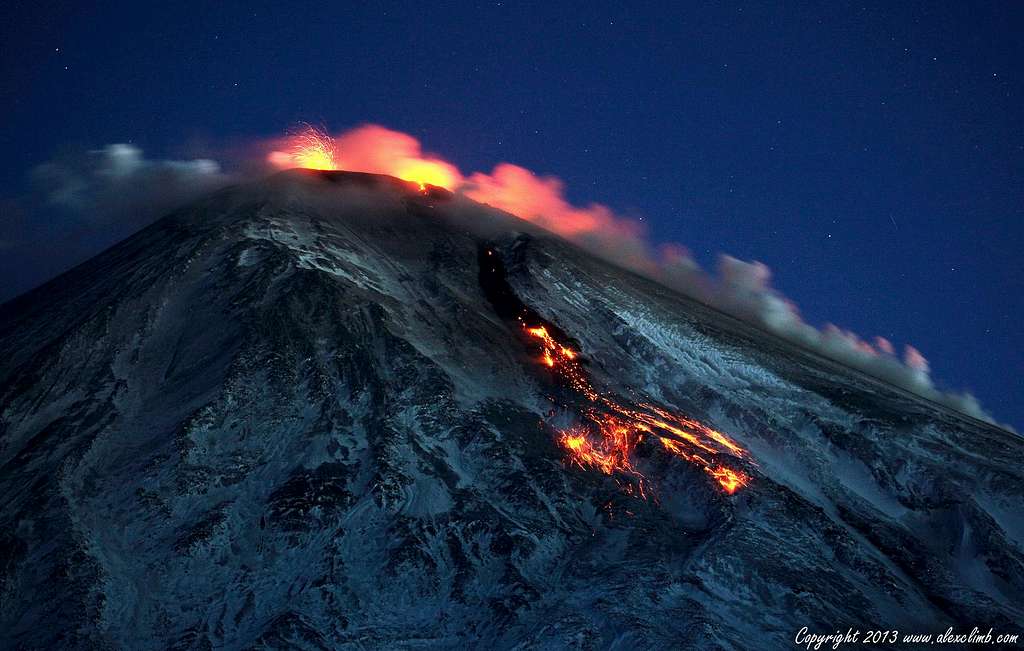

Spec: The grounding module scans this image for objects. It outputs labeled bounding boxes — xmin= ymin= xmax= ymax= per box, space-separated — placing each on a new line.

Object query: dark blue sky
xmin=2 ymin=1 xmax=1021 ymax=427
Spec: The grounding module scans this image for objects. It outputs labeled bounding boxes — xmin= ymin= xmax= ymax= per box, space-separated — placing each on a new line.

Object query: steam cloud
xmin=1 ymin=145 xmax=235 ymax=302
xmin=7 ymin=129 xmax=1000 ymax=426
xmin=33 ymin=143 xmax=233 ymax=225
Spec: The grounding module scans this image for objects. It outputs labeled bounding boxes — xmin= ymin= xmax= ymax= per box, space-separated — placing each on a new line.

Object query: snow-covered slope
xmin=0 ymin=170 xmax=1020 ymax=649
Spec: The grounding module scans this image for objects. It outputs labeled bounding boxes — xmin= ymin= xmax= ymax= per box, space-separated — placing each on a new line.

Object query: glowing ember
xmin=522 ymin=319 xmax=751 ymax=496
xmin=560 ymin=426 xmax=624 ymax=475
xmin=706 ymin=466 xmax=748 ymax=495
xmin=559 ymin=418 xmax=649 ymax=499
xmin=523 ymin=323 xmax=598 ymax=401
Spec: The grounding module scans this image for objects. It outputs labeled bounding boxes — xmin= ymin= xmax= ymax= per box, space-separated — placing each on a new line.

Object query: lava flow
xmin=521 ymin=314 xmax=750 ymax=496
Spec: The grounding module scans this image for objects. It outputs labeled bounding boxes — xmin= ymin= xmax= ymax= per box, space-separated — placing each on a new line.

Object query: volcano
xmin=1 ymin=170 xmax=1020 ymax=649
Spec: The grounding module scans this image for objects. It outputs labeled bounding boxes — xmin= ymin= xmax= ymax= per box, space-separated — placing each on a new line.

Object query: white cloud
xmin=32 ymin=143 xmax=232 ymax=225
xmin=638 ymin=251 xmax=1005 ymax=427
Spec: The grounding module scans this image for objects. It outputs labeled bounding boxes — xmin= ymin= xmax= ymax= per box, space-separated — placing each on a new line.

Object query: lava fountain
xmin=267 ymin=125 xmax=338 ymax=171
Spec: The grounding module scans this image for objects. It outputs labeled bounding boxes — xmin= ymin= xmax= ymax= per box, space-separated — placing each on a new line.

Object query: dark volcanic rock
xmin=0 ymin=170 xmax=1020 ymax=649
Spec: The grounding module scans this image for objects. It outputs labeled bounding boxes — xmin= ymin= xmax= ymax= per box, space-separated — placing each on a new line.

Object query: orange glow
xmin=523 ymin=323 xmax=598 ymax=401
xmin=560 ymin=424 xmax=633 ymax=477
xmin=268 ymin=124 xmax=461 ymax=190
xmin=331 ymin=125 xmax=461 ymax=189
xmin=266 ymin=124 xmax=673 ymax=279
xmin=266 ymin=123 xmax=647 ymax=223
xmin=265 ymin=124 xmax=645 ymax=247
xmin=706 ymin=466 xmax=749 ymax=494
xmin=392 ymin=158 xmax=459 ymax=190
xmin=558 ymin=417 xmax=648 ymax=498
xmin=464 ymin=163 xmax=643 ymax=242
xmin=267 ymin=125 xmax=338 ymax=170
xmin=523 ymin=319 xmax=751 ymax=496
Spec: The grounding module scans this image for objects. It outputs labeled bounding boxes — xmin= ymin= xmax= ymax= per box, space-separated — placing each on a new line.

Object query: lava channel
xmin=479 ymin=242 xmax=751 ymax=497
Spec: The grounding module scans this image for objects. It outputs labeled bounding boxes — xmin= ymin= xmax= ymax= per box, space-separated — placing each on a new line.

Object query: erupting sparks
xmin=268 ymin=125 xmax=338 ymax=171
xmin=522 ymin=319 xmax=751 ymax=495
xmin=268 ymin=123 xmax=459 ymax=190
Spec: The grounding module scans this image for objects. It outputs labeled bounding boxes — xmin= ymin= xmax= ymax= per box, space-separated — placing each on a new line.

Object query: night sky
xmin=2 ymin=1 xmax=1021 ymax=428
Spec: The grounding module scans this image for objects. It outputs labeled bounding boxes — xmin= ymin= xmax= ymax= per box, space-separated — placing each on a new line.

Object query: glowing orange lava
xmin=392 ymin=158 xmax=459 ymax=191
xmin=523 ymin=320 xmax=750 ymax=495
xmin=706 ymin=466 xmax=748 ymax=495
xmin=522 ymin=323 xmax=598 ymax=401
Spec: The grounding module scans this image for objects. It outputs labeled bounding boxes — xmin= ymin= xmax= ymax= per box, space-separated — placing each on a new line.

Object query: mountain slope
xmin=1 ymin=170 xmax=1020 ymax=650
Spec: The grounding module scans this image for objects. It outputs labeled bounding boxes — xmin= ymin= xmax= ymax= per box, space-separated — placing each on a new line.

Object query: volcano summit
xmin=0 ymin=170 xmax=1020 ymax=649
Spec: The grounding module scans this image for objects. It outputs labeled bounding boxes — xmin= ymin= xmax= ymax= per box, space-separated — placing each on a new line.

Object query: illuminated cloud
xmin=269 ymin=124 xmax=461 ymax=190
